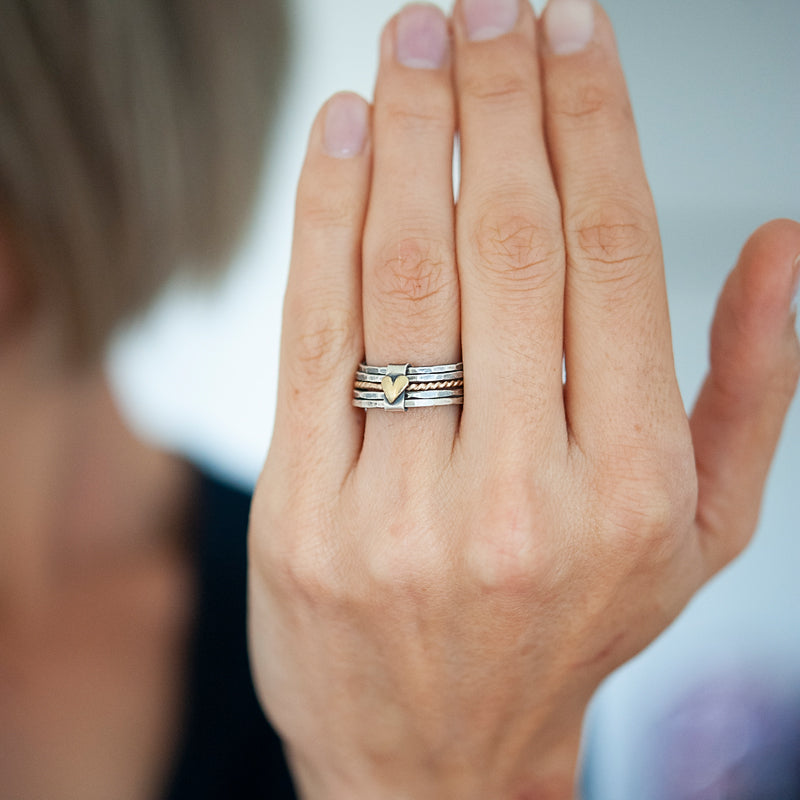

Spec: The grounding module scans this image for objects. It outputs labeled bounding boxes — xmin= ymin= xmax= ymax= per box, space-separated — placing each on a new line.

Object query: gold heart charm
xmin=381 ymin=375 xmax=409 ymax=404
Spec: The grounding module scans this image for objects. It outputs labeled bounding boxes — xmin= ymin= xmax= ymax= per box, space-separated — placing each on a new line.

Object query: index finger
xmin=270 ymin=93 xmax=372 ymax=486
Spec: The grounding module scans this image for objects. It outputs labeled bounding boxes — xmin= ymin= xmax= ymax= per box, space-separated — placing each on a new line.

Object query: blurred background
xmin=108 ymin=0 xmax=800 ymax=797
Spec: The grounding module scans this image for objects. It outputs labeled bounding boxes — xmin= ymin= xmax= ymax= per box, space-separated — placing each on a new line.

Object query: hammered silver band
xmin=357 ymin=362 xmax=463 ymax=376
xmin=353 ymin=361 xmax=464 ymax=411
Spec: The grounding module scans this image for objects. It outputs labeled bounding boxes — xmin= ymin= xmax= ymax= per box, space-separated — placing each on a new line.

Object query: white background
xmin=109 ymin=1 xmax=800 ymax=796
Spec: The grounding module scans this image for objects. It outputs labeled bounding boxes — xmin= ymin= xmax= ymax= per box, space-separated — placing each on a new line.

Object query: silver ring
xmin=353 ymin=362 xmax=464 ymax=411
xmin=357 ymin=362 xmax=462 ymax=376
xmin=355 ymin=369 xmax=464 ymax=382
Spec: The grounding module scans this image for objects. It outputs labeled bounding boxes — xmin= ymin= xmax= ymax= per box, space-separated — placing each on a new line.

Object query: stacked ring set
xmin=353 ymin=362 xmax=464 ymax=411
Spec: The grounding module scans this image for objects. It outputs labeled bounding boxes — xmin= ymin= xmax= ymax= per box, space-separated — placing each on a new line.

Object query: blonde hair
xmin=0 ymin=0 xmax=288 ymax=359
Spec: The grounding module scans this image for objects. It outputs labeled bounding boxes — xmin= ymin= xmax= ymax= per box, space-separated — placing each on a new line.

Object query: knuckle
xmin=462 ymin=69 xmax=530 ymax=107
xmin=296 ymin=190 xmax=355 ymax=231
xmin=358 ymin=508 xmax=457 ymax=603
xmin=595 ymin=439 xmax=697 ymax=561
xmin=460 ymin=40 xmax=535 ymax=108
xmin=365 ymin=523 xmax=450 ymax=598
xmin=354 ymin=469 xmax=453 ymax=597
xmin=551 ymin=82 xmax=607 ymax=122
xmin=549 ymin=77 xmax=633 ymax=128
xmin=296 ymin=167 xmax=359 ymax=231
xmin=372 ymin=235 xmax=454 ymax=309
xmin=471 ymin=206 xmax=562 ymax=290
xmin=288 ymin=300 xmax=358 ymax=381
xmin=570 ymin=203 xmax=656 ymax=266
xmin=380 ymin=97 xmax=453 ymax=134
xmin=251 ymin=494 xmax=346 ymax=607
xmin=275 ymin=538 xmax=344 ymax=609
xmin=465 ymin=478 xmax=556 ymax=594
xmin=569 ymin=205 xmax=656 ymax=271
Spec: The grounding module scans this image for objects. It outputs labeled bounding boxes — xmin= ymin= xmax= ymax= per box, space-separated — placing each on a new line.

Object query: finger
xmin=360 ymin=5 xmax=460 ymax=445
xmin=453 ymin=0 xmax=567 ymax=454
xmin=271 ymin=93 xmax=372 ymax=486
xmin=540 ymin=0 xmax=682 ymax=448
xmin=691 ymin=219 xmax=800 ymax=574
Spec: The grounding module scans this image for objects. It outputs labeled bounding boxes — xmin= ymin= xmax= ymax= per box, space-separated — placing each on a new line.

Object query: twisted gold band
xmin=353 ymin=379 xmax=464 ymax=391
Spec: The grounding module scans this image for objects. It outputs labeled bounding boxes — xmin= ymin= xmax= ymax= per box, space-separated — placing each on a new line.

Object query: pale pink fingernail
xmin=323 ymin=93 xmax=368 ymax=159
xmin=791 ymin=253 xmax=800 ymax=309
xmin=396 ymin=3 xmax=449 ymax=69
xmin=545 ymin=0 xmax=594 ymax=55
xmin=463 ymin=0 xmax=519 ymax=42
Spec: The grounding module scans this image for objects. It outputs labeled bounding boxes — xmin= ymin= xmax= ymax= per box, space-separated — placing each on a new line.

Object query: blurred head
xmin=0 ymin=0 xmax=289 ymax=364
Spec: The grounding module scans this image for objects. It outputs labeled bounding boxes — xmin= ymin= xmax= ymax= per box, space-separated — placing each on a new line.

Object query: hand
xmin=248 ymin=1 xmax=800 ymax=797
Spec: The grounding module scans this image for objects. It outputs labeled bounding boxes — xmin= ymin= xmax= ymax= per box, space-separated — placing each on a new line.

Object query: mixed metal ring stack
xmin=352 ymin=362 xmax=464 ymax=411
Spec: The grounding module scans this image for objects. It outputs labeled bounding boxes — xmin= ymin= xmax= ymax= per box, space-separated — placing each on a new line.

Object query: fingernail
xmin=323 ymin=93 xmax=368 ymax=159
xmin=463 ymin=0 xmax=519 ymax=42
xmin=791 ymin=253 xmax=800 ymax=309
xmin=545 ymin=0 xmax=594 ymax=55
xmin=396 ymin=3 xmax=449 ymax=69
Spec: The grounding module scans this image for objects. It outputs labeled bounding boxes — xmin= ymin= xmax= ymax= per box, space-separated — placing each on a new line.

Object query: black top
xmin=163 ymin=470 xmax=297 ymax=799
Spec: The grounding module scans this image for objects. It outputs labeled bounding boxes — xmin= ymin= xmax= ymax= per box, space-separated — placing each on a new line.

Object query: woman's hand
xmin=248 ymin=0 xmax=800 ymax=797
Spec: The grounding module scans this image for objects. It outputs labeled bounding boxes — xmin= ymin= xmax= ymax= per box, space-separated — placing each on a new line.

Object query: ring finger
xmin=361 ymin=4 xmax=460 ymax=448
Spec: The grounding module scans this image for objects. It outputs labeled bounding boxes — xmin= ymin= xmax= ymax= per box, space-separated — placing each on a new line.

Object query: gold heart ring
xmin=381 ymin=375 xmax=409 ymax=404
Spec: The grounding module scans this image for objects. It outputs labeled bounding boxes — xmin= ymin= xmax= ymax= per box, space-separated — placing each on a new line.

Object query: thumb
xmin=691 ymin=218 xmax=800 ymax=575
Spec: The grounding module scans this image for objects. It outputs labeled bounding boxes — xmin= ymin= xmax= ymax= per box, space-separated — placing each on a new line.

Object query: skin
xmin=248 ymin=1 xmax=800 ymax=798
xmin=0 ymin=260 xmax=197 ymax=795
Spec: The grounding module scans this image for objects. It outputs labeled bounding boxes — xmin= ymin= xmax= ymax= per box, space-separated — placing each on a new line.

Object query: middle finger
xmin=454 ymin=0 xmax=567 ymax=455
